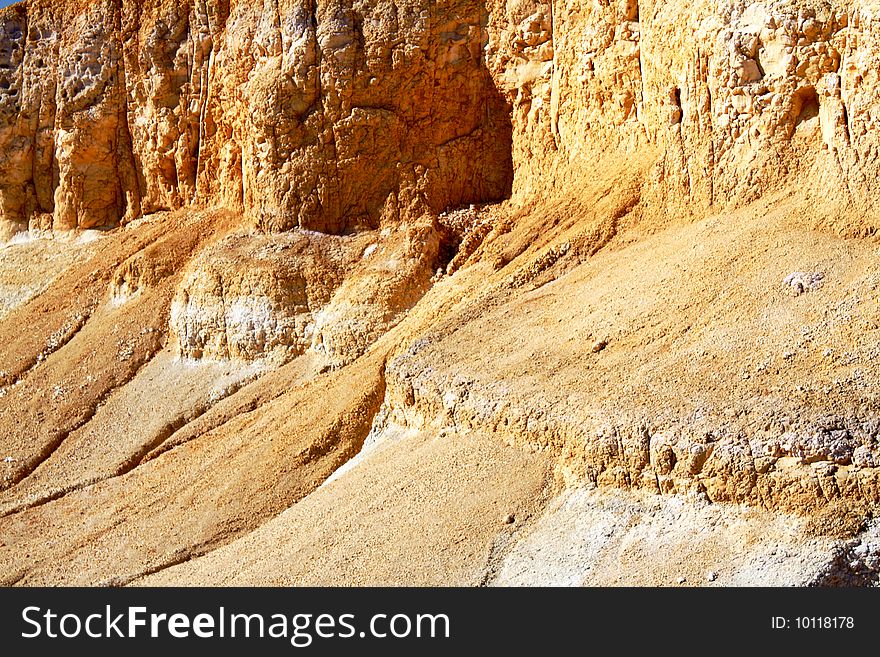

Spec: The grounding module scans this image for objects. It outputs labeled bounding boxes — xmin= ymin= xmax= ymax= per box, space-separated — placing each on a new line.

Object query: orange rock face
xmin=2 ymin=0 xmax=880 ymax=587
xmin=4 ymin=1 xmax=880 ymax=239
xmin=0 ymin=0 xmax=513 ymax=236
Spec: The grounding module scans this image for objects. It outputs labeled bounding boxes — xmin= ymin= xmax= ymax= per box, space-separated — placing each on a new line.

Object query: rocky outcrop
xmin=169 ymin=220 xmax=439 ymax=365
xmin=491 ymin=0 xmax=880 ymax=234
xmin=169 ymin=230 xmax=373 ymax=363
xmin=5 ymin=0 xmax=880 ymax=237
xmin=0 ymin=0 xmax=513 ymax=237
xmin=3 ymin=0 xmax=880 ymax=586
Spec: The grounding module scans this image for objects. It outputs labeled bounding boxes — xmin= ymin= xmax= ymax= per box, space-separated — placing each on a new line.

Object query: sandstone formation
xmin=0 ymin=0 xmax=512 ymax=237
xmin=6 ymin=1 xmax=880 ymax=238
xmin=1 ymin=0 xmax=880 ymax=586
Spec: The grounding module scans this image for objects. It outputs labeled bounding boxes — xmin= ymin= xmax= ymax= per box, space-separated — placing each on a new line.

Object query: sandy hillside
xmin=1 ymin=0 xmax=879 ymax=586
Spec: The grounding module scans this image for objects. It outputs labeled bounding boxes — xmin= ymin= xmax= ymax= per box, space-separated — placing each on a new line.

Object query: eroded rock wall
xmin=485 ymin=0 xmax=880 ymax=234
xmin=0 ymin=0 xmax=513 ymax=237
xmin=4 ymin=0 xmax=880 ymax=238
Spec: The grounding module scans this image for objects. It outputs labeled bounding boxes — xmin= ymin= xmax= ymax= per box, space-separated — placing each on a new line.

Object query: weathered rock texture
xmin=486 ymin=0 xmax=880 ymax=236
xmin=169 ymin=220 xmax=438 ymax=364
xmin=2 ymin=0 xmax=880 ymax=587
xmin=0 ymin=0 xmax=513 ymax=237
xmin=4 ymin=0 xmax=880 ymax=238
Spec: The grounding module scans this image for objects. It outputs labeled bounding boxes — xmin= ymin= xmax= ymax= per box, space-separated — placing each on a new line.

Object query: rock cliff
xmin=0 ymin=0 xmax=512 ymax=237
xmin=2 ymin=0 xmax=880 ymax=586
xmin=5 ymin=1 xmax=880 ymax=238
